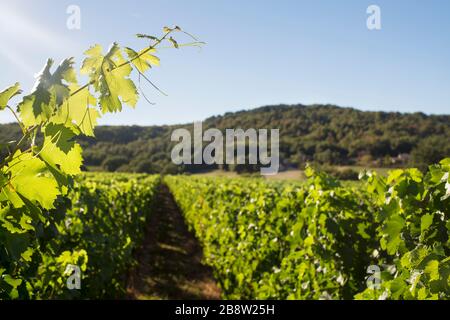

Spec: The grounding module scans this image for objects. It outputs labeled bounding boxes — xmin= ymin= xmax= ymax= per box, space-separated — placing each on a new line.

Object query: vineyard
xmin=0 ymin=161 xmax=449 ymax=299
xmin=0 ymin=27 xmax=196 ymax=300
xmin=166 ymin=159 xmax=450 ymax=300
xmin=0 ymin=23 xmax=449 ymax=301
xmin=0 ymin=173 xmax=160 ymax=299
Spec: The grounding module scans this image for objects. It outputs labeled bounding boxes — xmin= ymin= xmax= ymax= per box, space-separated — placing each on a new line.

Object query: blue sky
xmin=0 ymin=0 xmax=449 ymax=125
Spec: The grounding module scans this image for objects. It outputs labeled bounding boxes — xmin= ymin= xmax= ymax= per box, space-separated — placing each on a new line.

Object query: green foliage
xmin=3 ymin=105 xmax=445 ymax=174
xmin=0 ymin=26 xmax=195 ymax=299
xmin=18 ymin=58 xmax=77 ymax=128
xmin=0 ymin=173 xmax=160 ymax=299
xmin=101 ymin=155 xmax=129 ymax=172
xmin=166 ymin=159 xmax=449 ymax=300
xmin=319 ymin=165 xmax=360 ymax=181
xmin=0 ymin=83 xmax=21 ymax=111
xmin=410 ymin=136 xmax=450 ymax=172
xmin=81 ymin=43 xmax=138 ymax=113
xmin=356 ymin=158 xmax=450 ymax=299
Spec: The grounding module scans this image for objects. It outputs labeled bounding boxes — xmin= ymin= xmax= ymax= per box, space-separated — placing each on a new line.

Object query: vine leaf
xmin=420 ymin=213 xmax=434 ymax=233
xmin=0 ymin=82 xmax=22 ymax=110
xmin=44 ymin=123 xmax=76 ymax=153
xmin=80 ymin=44 xmax=104 ymax=75
xmin=424 ymin=260 xmax=439 ymax=281
xmin=4 ymin=151 xmax=60 ymax=209
xmin=124 ymin=47 xmax=160 ymax=73
xmin=18 ymin=58 xmax=77 ymax=128
xmin=81 ymin=43 xmax=138 ymax=113
xmin=0 ymin=177 xmax=25 ymax=208
xmin=39 ymin=123 xmax=83 ymax=175
xmin=381 ymin=214 xmax=405 ymax=255
xmin=2 ymin=274 xmax=22 ymax=299
xmin=39 ymin=141 xmax=83 ymax=176
xmin=53 ymin=84 xmax=99 ymax=137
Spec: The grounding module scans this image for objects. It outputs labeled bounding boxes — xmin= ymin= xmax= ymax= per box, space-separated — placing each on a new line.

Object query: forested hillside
xmin=1 ymin=104 xmax=449 ymax=174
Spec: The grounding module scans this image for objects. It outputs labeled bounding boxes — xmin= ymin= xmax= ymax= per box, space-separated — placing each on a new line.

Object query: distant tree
xmin=161 ymin=162 xmax=182 ymax=175
xmin=135 ymin=160 xmax=157 ymax=174
xmin=102 ymin=155 xmax=129 ymax=172
xmin=2 ymin=104 xmax=449 ymax=173
xmin=410 ymin=136 xmax=450 ymax=171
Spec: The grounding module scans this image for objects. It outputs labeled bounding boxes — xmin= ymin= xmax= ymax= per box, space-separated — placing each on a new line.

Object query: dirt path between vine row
xmin=126 ymin=184 xmax=221 ymax=300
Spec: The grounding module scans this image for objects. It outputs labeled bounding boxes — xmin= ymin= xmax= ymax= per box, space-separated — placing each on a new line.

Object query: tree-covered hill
xmin=1 ymin=104 xmax=449 ymax=174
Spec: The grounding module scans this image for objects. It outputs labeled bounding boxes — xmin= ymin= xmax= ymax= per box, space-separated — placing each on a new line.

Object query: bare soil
xmin=126 ymin=184 xmax=221 ymax=300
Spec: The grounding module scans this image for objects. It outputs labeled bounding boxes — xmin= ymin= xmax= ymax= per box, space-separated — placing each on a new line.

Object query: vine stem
xmin=6 ymin=105 xmax=25 ymax=134
xmin=1 ymin=28 xmax=197 ymax=179
xmin=69 ymin=29 xmax=174 ymax=100
xmin=116 ymin=30 xmax=173 ymax=69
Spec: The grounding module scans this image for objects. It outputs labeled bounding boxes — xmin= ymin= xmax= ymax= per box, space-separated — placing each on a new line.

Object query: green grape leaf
xmin=1 ymin=217 xmax=25 ymax=234
xmin=44 ymin=123 xmax=76 ymax=153
xmin=80 ymin=44 xmax=104 ymax=76
xmin=124 ymin=47 xmax=160 ymax=73
xmin=401 ymin=246 xmax=429 ymax=269
xmin=40 ymin=142 xmax=83 ymax=176
xmin=3 ymin=274 xmax=22 ymax=288
xmin=417 ymin=287 xmax=428 ymax=299
xmin=18 ymin=214 xmax=34 ymax=232
xmin=0 ymin=206 xmax=36 ymax=233
xmin=39 ymin=123 xmax=83 ymax=175
xmin=0 ymin=82 xmax=22 ymax=110
xmin=53 ymin=58 xmax=78 ymax=84
xmin=2 ymin=274 xmax=22 ymax=299
xmin=0 ymin=205 xmax=24 ymax=233
xmin=18 ymin=58 xmax=77 ymax=127
xmin=382 ymin=215 xmax=405 ymax=255
xmin=21 ymin=247 xmax=34 ymax=262
xmin=6 ymin=151 xmax=60 ymax=209
xmin=356 ymin=222 xmax=371 ymax=239
xmin=77 ymin=107 xmax=99 ymax=137
xmin=42 ymin=163 xmax=70 ymax=196
xmin=387 ymin=169 xmax=404 ymax=184
xmin=0 ymin=181 xmax=25 ymax=208
xmin=4 ymin=231 xmax=30 ymax=260
xmin=407 ymin=168 xmax=423 ymax=183
xmin=53 ymin=84 xmax=99 ymax=137
xmin=420 ymin=213 xmax=434 ymax=233
xmin=424 ymin=260 xmax=439 ymax=281
xmin=81 ymin=43 xmax=138 ymax=113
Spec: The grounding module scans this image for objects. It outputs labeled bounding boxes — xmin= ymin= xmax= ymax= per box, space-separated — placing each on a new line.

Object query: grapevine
xmin=0 ymin=26 xmax=199 ymax=299
xmin=166 ymin=159 xmax=450 ymax=299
